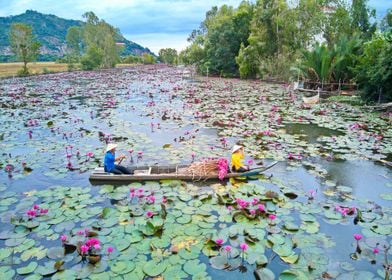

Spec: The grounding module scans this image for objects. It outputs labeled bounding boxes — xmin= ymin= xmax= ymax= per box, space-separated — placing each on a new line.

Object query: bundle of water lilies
xmin=182 ymin=157 xmax=228 ymax=180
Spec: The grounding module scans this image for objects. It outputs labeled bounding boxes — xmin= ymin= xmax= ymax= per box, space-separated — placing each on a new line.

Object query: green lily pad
xmin=17 ymin=261 xmax=38 ymax=275
xmin=142 ymin=260 xmax=167 ymax=277
xmin=183 ymin=259 xmax=207 ymax=275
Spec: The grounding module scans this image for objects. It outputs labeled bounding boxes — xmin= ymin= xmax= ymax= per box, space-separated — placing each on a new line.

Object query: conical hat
xmin=232 ymin=145 xmax=243 ymax=153
xmin=106 ymin=143 xmax=118 ymax=152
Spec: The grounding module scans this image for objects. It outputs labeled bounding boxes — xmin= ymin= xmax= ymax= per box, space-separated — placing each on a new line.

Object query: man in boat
xmin=104 ymin=143 xmax=132 ymax=174
xmin=231 ymin=145 xmax=249 ymax=173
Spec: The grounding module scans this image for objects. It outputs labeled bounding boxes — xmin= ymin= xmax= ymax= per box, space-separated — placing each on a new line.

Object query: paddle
xmin=246 ymin=161 xmax=278 ymax=173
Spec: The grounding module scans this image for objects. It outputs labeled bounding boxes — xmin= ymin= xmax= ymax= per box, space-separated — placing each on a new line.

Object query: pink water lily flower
xmin=80 ymin=245 xmax=89 ymax=254
xmin=146 ymin=211 xmax=153 ymax=218
xmin=268 ymin=214 xmax=276 ymax=220
xmin=107 ymin=246 xmax=114 ymax=253
xmin=60 ymin=235 xmax=67 ymax=242
xmin=240 ymin=243 xmax=249 ymax=251
xmin=93 ymin=244 xmax=101 ymax=250
xmin=86 ymin=152 xmax=94 ymax=157
xmin=215 ymin=239 xmax=224 ymax=246
xmin=249 ymin=209 xmax=256 ymax=215
xmin=224 ymin=245 xmax=232 ymax=252
xmin=258 ymin=204 xmax=265 ymax=212
xmin=354 ymin=234 xmax=362 ymax=241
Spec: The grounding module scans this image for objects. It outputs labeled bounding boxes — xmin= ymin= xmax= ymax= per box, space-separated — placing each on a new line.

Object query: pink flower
xmin=137 ymin=188 xmax=144 ymax=193
xmin=240 ymin=243 xmax=249 ymax=251
xmin=215 ymin=239 xmax=224 ymax=246
xmin=252 ymin=198 xmax=259 ymax=205
xmin=258 ymin=204 xmax=265 ymax=212
xmin=86 ymin=152 xmax=94 ymax=158
xmin=77 ymin=230 xmax=84 ymax=236
xmin=107 ymin=246 xmax=114 ymax=254
xmin=227 ymin=205 xmax=233 ymax=211
xmin=249 ymin=209 xmax=256 ymax=215
xmin=146 ymin=211 xmax=153 ymax=218
xmin=373 ymin=248 xmax=379 ymax=254
xmin=93 ymin=244 xmax=101 ymax=250
xmin=354 ymin=234 xmax=362 ymax=241
xmin=268 ymin=214 xmax=276 ymax=220
xmin=130 ymin=188 xmax=135 ymax=193
xmin=247 ymin=159 xmax=254 ymax=166
xmin=224 ymin=245 xmax=232 ymax=252
xmin=162 ymin=196 xmax=167 ymax=204
xmin=146 ymin=196 xmax=156 ymax=204
xmin=60 ymin=235 xmax=67 ymax=242
xmin=40 ymin=208 xmax=49 ymax=214
xmin=80 ymin=245 xmax=89 ymax=254
xmin=33 ymin=204 xmax=40 ymax=210
xmin=128 ymin=149 xmax=134 ymax=154
xmin=27 ymin=210 xmax=37 ymax=217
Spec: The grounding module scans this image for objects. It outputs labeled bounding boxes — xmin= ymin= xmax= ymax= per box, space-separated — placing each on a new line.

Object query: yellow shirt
xmin=231 ymin=152 xmax=244 ymax=170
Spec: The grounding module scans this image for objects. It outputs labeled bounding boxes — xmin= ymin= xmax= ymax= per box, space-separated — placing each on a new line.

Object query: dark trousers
xmin=111 ymin=165 xmax=132 ymax=174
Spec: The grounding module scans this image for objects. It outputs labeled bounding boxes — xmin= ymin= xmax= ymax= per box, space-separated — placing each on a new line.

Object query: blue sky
xmin=0 ymin=0 xmax=389 ymax=54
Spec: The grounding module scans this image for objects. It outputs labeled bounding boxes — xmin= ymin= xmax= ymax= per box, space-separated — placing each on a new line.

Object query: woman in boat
xmin=231 ymin=145 xmax=249 ymax=173
xmin=104 ymin=143 xmax=132 ymax=174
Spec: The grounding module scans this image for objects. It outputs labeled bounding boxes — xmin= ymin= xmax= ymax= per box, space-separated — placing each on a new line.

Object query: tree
xmin=355 ymin=32 xmax=392 ymax=102
xmin=380 ymin=9 xmax=392 ymax=32
xmin=66 ymin=26 xmax=82 ymax=58
xmin=9 ymin=23 xmax=41 ymax=75
xmin=350 ymin=0 xmax=376 ymax=39
xmin=158 ymin=48 xmax=178 ymax=64
xmin=80 ymin=45 xmax=103 ymax=70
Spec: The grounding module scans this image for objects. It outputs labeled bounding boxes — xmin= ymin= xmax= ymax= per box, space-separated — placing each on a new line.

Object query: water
xmin=0 ymin=66 xmax=390 ymax=279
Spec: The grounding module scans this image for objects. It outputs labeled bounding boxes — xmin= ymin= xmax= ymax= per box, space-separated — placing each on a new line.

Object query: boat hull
xmin=89 ymin=162 xmax=278 ymax=182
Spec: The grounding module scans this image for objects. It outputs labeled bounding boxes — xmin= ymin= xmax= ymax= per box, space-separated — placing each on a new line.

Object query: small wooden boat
xmin=300 ymin=88 xmax=320 ymax=104
xmin=89 ymin=161 xmax=278 ymax=182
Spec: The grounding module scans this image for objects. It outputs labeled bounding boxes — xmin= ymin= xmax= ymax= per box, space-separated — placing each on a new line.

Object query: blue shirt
xmin=104 ymin=151 xmax=115 ymax=172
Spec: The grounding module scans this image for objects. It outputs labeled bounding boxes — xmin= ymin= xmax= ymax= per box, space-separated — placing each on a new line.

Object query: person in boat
xmin=104 ymin=143 xmax=132 ymax=174
xmin=231 ymin=145 xmax=249 ymax=173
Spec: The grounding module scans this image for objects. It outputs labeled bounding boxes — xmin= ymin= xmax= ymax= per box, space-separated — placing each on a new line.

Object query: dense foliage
xmin=9 ymin=23 xmax=41 ymax=75
xmin=181 ymin=0 xmax=389 ymax=102
xmin=158 ymin=48 xmax=178 ymax=65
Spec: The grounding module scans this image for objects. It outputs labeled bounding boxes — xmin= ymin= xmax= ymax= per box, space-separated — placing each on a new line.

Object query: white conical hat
xmin=232 ymin=145 xmax=243 ymax=153
xmin=106 ymin=143 xmax=118 ymax=152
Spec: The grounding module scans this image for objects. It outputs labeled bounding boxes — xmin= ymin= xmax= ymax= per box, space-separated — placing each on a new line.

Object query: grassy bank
xmin=0 ymin=62 xmax=69 ymax=78
xmin=0 ymin=62 xmax=141 ymax=78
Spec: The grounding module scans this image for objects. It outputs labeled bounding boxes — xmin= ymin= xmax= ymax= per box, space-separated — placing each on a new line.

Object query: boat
xmin=300 ymin=88 xmax=320 ymax=104
xmin=89 ymin=161 xmax=278 ymax=182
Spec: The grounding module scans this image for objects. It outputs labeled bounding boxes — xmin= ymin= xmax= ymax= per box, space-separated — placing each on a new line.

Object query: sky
xmin=0 ymin=0 xmax=390 ymax=54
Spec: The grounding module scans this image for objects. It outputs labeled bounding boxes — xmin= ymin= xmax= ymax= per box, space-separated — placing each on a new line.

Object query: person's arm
xmin=115 ymin=155 xmax=126 ymax=162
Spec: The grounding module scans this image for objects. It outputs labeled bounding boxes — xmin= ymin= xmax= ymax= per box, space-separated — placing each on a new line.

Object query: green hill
xmin=0 ymin=10 xmax=153 ymax=62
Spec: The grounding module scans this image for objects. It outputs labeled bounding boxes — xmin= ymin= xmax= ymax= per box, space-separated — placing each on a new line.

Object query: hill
xmin=0 ymin=10 xmax=153 ymax=62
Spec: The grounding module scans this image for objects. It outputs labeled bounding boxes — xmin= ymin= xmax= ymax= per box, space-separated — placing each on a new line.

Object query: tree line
xmin=178 ymin=0 xmax=391 ymax=102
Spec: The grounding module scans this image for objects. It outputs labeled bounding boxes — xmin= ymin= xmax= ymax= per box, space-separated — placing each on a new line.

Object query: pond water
xmin=0 ymin=65 xmax=391 ymax=279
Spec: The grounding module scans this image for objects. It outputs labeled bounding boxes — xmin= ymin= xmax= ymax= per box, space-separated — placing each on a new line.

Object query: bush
xmin=17 ymin=68 xmax=30 ymax=76
xmin=80 ymin=46 xmax=103 ymax=70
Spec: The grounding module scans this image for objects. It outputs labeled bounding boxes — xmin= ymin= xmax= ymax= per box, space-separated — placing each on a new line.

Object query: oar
xmin=248 ymin=161 xmax=278 ymax=172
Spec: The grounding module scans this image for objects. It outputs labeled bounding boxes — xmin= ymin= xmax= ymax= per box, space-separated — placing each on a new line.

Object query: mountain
xmin=0 ymin=10 xmax=153 ymax=62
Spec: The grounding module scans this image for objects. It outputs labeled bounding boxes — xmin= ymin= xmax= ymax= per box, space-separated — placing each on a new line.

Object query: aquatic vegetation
xmin=0 ymin=65 xmax=391 ymax=279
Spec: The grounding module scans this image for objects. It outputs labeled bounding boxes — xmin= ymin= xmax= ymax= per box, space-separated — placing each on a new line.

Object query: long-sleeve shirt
xmin=104 ymin=151 xmax=115 ymax=172
xmin=231 ymin=152 xmax=244 ymax=171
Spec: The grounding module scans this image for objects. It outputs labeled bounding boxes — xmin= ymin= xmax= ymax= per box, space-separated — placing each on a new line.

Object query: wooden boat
xmin=300 ymin=88 xmax=320 ymax=104
xmin=89 ymin=161 xmax=278 ymax=182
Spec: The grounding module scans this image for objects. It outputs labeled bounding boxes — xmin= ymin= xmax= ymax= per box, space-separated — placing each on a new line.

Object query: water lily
xmin=354 ymin=234 xmax=362 ymax=241
xmin=40 ymin=208 xmax=49 ymax=214
xmin=215 ymin=239 xmax=224 ymax=246
xmin=373 ymin=248 xmax=379 ymax=254
xmin=80 ymin=245 xmax=89 ymax=255
xmin=60 ymin=235 xmax=67 ymax=242
xmin=107 ymin=246 xmax=114 ymax=254
xmin=26 ymin=210 xmax=37 ymax=218
xmin=249 ymin=209 xmax=256 ymax=215
xmin=86 ymin=151 xmax=94 ymax=158
xmin=146 ymin=211 xmax=153 ymax=218
xmin=224 ymin=245 xmax=232 ymax=252
xmin=252 ymin=198 xmax=259 ymax=205
xmin=93 ymin=244 xmax=101 ymax=250
xmin=33 ymin=204 xmax=40 ymax=210
xmin=258 ymin=204 xmax=265 ymax=212
xmin=240 ymin=243 xmax=249 ymax=251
